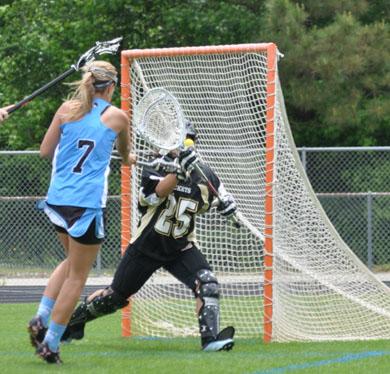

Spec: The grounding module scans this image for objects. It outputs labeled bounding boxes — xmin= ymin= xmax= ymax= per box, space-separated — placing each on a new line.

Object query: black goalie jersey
xmin=131 ymin=163 xmax=221 ymax=261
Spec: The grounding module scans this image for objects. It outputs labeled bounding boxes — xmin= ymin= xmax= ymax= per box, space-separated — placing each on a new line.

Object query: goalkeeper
xmin=62 ymin=123 xmax=237 ymax=352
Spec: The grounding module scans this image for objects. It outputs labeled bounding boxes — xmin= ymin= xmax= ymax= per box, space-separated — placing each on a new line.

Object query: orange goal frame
xmin=120 ymin=43 xmax=277 ymax=343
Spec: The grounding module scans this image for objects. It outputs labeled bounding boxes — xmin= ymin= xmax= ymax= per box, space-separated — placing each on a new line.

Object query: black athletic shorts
xmin=51 ymin=204 xmax=107 ymax=245
xmin=111 ymin=244 xmax=211 ymax=299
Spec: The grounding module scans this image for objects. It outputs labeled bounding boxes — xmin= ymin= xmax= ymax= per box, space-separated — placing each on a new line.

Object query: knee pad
xmin=196 ymin=269 xmax=220 ymax=300
xmin=196 ymin=269 xmax=220 ymax=340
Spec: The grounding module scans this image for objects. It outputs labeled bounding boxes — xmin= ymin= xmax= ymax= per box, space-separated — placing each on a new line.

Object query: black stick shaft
xmin=194 ymin=163 xmax=241 ymax=228
xmin=7 ymin=66 xmax=76 ymax=114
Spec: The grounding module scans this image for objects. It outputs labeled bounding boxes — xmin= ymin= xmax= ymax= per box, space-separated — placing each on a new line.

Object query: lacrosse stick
xmin=133 ymin=88 xmax=241 ymax=228
xmin=7 ymin=37 xmax=123 ymax=114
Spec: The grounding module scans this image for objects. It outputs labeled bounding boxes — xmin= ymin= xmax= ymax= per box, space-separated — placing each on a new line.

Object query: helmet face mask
xmin=185 ymin=120 xmax=197 ymax=142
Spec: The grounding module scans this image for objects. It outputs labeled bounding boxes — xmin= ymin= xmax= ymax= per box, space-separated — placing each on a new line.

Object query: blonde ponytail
xmin=66 ymin=61 xmax=118 ymax=121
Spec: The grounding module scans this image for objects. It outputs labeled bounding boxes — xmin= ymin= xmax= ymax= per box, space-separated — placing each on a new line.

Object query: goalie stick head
xmin=133 ymin=88 xmax=186 ymax=155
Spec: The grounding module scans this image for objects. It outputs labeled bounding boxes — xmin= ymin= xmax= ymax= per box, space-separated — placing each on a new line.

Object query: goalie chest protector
xmin=131 ymin=163 xmax=220 ymax=260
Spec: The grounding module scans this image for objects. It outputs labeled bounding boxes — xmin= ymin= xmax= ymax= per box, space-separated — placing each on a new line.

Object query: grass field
xmin=1 ymin=303 xmax=389 ymax=373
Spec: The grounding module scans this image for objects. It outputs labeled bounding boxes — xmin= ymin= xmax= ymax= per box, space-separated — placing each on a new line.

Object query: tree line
xmin=0 ymin=0 xmax=388 ymax=149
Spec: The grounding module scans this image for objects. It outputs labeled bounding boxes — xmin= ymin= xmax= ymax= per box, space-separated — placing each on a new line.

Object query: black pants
xmin=112 ymin=245 xmax=211 ymax=299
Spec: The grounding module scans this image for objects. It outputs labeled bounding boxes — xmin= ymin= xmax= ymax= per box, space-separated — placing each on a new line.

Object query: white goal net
xmin=120 ymin=44 xmax=390 ymax=341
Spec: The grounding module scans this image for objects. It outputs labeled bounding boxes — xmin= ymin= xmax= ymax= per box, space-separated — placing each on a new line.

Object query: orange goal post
xmin=120 ymin=43 xmax=390 ymax=343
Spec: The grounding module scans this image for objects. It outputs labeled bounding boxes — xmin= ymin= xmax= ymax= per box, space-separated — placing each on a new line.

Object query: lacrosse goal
xmin=120 ymin=43 xmax=390 ymax=342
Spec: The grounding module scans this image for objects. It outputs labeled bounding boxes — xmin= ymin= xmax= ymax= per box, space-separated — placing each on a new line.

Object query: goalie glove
xmin=177 ymin=148 xmax=199 ymax=180
xmin=217 ymin=194 xmax=237 ymax=218
xmin=156 ymin=156 xmax=180 ymax=174
xmin=151 ymin=156 xmax=180 ymax=174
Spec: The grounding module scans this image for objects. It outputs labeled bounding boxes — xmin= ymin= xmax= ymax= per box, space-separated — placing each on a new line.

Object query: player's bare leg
xmin=28 ymin=232 xmax=69 ymax=348
xmin=36 ymin=238 xmax=100 ymax=364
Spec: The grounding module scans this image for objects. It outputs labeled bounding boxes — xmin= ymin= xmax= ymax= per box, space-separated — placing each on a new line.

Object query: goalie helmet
xmin=185 ymin=120 xmax=197 ymax=141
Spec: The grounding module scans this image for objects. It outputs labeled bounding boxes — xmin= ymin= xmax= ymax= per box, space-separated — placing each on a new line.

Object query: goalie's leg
xmin=166 ymin=247 xmax=235 ymax=352
xmin=195 ymin=269 xmax=235 ymax=351
xmin=61 ymin=287 xmax=128 ymax=342
xmin=196 ymin=269 xmax=220 ymax=342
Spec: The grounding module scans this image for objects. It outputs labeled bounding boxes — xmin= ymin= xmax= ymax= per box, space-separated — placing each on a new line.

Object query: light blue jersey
xmin=47 ymin=98 xmax=117 ymax=209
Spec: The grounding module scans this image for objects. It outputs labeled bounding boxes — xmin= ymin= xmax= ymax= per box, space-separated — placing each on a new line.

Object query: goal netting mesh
xmin=120 ymin=44 xmax=390 ymax=341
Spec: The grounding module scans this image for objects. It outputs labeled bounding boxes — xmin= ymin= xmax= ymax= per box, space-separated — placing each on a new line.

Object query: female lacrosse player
xmin=28 ymin=60 xmax=135 ymax=364
xmin=62 ymin=124 xmax=237 ymax=352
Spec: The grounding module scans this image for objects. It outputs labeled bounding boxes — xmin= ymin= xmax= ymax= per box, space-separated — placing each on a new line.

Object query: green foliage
xmin=259 ymin=0 xmax=389 ymax=146
xmin=294 ymin=0 xmax=370 ymax=27
xmin=0 ymin=0 xmax=388 ymax=148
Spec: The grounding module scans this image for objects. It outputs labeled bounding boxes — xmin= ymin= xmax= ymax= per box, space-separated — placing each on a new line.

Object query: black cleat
xmin=202 ymin=326 xmax=235 ymax=352
xmin=61 ymin=322 xmax=85 ymax=343
xmin=28 ymin=316 xmax=47 ymax=348
xmin=36 ymin=342 xmax=62 ymax=364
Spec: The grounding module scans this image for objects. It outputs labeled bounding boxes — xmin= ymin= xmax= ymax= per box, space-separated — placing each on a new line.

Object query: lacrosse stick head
xmin=133 ymin=88 xmax=186 ymax=155
xmin=74 ymin=37 xmax=123 ymax=70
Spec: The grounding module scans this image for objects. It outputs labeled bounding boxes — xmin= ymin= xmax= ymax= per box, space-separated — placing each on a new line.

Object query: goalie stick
xmin=133 ymin=87 xmax=242 ymax=229
xmin=7 ymin=37 xmax=123 ymax=115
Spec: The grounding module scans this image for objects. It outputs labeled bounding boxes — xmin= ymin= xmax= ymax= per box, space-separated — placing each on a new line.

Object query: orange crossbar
xmin=122 ymin=43 xmax=274 ymax=59
xmin=120 ymin=43 xmax=277 ymax=342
